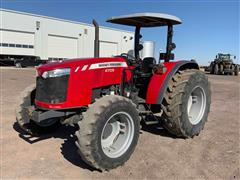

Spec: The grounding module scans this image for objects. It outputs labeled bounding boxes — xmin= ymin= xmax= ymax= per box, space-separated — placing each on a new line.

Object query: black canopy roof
xmin=107 ymin=13 xmax=182 ymax=27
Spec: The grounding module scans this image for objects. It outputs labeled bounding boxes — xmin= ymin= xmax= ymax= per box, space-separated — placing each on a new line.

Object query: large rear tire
xmin=75 ymin=95 xmax=140 ymax=171
xmin=162 ymin=69 xmax=211 ymax=138
xmin=209 ymin=63 xmax=214 ymax=74
xmin=234 ymin=65 xmax=239 ymax=76
xmin=15 ymin=84 xmax=59 ymax=135
xmin=214 ymin=64 xmax=218 ymax=75
xmin=219 ymin=64 xmax=224 ymax=75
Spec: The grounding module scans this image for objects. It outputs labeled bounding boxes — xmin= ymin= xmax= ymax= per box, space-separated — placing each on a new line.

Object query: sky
xmin=1 ymin=0 xmax=239 ymax=65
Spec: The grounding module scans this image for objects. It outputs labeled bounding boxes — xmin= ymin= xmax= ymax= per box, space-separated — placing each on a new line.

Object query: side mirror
xmin=234 ymin=56 xmax=236 ymax=59
xmin=160 ymin=53 xmax=174 ymax=60
xmin=169 ymin=43 xmax=176 ymax=51
xmin=137 ymin=44 xmax=143 ymax=51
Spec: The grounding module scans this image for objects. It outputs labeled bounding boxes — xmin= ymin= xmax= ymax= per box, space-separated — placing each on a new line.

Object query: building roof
xmin=107 ymin=12 xmax=182 ymax=27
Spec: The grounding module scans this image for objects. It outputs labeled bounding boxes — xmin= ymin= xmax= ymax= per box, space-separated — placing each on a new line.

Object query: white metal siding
xmin=47 ymin=35 xmax=78 ymax=59
xmin=0 ymin=30 xmax=35 ymax=55
xmin=0 ymin=9 xmax=134 ymax=59
xmin=99 ymin=41 xmax=118 ymax=57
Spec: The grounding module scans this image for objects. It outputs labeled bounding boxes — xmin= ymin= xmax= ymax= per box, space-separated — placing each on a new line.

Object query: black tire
xmin=162 ymin=69 xmax=211 ymax=138
xmin=230 ymin=65 xmax=234 ymax=75
xmin=75 ymin=95 xmax=140 ymax=171
xmin=219 ymin=64 xmax=224 ymax=75
xmin=209 ymin=63 xmax=214 ymax=74
xmin=15 ymin=84 xmax=60 ymax=135
xmin=234 ymin=65 xmax=239 ymax=76
xmin=214 ymin=64 xmax=218 ymax=75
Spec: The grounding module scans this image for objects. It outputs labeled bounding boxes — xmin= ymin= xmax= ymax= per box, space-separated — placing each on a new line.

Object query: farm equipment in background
xmin=209 ymin=53 xmax=238 ymax=75
xmin=16 ymin=13 xmax=211 ymax=171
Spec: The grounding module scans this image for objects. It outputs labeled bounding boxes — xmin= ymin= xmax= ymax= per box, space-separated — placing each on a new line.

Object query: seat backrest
xmin=142 ymin=57 xmax=156 ymax=73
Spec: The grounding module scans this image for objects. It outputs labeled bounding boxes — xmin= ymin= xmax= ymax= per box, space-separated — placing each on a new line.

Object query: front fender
xmin=146 ymin=60 xmax=199 ymax=104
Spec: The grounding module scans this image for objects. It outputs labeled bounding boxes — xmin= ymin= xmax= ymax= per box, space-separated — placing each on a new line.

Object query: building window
xmin=9 ymin=44 xmax=15 ymax=47
xmin=2 ymin=43 xmax=8 ymax=47
xmin=0 ymin=43 xmax=34 ymax=48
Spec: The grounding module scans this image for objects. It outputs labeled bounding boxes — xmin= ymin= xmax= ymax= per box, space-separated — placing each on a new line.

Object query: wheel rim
xmin=187 ymin=86 xmax=206 ymax=125
xmin=101 ymin=112 xmax=134 ymax=158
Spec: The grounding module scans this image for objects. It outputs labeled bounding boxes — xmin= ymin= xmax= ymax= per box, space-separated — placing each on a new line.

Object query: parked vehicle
xmin=209 ymin=53 xmax=238 ymax=75
xmin=16 ymin=13 xmax=211 ymax=171
xmin=0 ymin=55 xmax=46 ymax=67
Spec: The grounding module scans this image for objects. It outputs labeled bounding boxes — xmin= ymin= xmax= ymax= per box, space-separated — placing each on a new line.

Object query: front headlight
xmin=42 ymin=68 xmax=70 ymax=78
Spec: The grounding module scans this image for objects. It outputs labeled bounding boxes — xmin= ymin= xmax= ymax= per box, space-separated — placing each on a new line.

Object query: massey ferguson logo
xmin=99 ymin=63 xmax=122 ymax=68
xmin=89 ymin=62 xmax=127 ymax=70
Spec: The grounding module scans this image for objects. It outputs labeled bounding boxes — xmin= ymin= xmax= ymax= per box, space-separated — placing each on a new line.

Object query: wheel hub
xmin=187 ymin=86 xmax=206 ymax=125
xmin=101 ymin=112 xmax=134 ymax=158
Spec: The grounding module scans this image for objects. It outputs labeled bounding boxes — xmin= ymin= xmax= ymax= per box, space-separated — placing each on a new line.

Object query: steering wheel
xmin=120 ymin=53 xmax=138 ymax=65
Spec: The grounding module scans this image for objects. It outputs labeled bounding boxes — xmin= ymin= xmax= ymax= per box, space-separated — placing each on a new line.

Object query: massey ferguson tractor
xmin=16 ymin=13 xmax=211 ymax=171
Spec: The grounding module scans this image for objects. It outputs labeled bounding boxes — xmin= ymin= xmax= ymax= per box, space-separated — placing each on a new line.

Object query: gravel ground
xmin=1 ymin=67 xmax=239 ymax=179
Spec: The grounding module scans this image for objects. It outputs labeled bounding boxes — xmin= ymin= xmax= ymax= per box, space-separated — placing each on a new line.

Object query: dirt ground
xmin=1 ymin=67 xmax=239 ymax=179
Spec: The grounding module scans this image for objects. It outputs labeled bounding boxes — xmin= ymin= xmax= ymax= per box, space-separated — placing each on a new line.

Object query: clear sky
xmin=1 ymin=0 xmax=239 ymax=65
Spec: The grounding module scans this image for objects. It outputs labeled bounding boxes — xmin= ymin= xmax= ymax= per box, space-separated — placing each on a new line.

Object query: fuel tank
xmin=140 ymin=41 xmax=155 ymax=59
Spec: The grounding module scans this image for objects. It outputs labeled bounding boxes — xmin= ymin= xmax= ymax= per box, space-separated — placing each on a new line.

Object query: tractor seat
xmin=141 ymin=57 xmax=156 ymax=74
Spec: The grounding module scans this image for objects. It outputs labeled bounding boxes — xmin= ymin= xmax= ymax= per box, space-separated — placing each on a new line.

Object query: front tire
xmin=75 ymin=95 xmax=140 ymax=171
xmin=15 ymin=84 xmax=59 ymax=135
xmin=162 ymin=69 xmax=211 ymax=138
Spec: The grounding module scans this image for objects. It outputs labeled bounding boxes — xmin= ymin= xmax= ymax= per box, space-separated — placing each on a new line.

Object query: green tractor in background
xmin=209 ymin=53 xmax=239 ymax=76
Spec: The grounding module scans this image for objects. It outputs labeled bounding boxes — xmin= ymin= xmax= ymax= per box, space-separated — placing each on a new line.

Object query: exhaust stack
xmin=92 ymin=19 xmax=100 ymax=58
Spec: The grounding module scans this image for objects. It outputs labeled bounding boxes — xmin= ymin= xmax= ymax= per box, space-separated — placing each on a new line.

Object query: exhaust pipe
xmin=92 ymin=19 xmax=99 ymax=58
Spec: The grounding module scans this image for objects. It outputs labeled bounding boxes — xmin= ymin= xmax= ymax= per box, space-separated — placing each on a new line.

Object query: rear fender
xmin=146 ymin=60 xmax=199 ymax=104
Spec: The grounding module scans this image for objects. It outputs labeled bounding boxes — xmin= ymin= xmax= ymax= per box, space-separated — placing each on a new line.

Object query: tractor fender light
xmin=153 ymin=64 xmax=167 ymax=75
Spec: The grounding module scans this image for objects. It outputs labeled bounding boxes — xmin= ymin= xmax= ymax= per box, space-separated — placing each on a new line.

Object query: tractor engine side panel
xmin=35 ymin=58 xmax=131 ymax=109
xmin=146 ymin=61 xmax=199 ymax=105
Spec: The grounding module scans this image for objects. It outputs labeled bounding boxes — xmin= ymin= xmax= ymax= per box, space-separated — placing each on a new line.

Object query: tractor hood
xmin=36 ymin=57 xmax=127 ymax=75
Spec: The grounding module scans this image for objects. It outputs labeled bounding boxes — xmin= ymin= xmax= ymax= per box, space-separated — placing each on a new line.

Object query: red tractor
xmin=16 ymin=13 xmax=211 ymax=171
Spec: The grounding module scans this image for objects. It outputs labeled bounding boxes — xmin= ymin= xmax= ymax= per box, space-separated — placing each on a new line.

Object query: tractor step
xmin=143 ymin=114 xmax=160 ymax=125
xmin=139 ymin=110 xmax=152 ymax=115
xmin=144 ymin=120 xmax=159 ymax=125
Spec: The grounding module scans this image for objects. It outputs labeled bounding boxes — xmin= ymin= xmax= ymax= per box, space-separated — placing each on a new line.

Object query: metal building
xmin=0 ymin=9 xmax=134 ymax=61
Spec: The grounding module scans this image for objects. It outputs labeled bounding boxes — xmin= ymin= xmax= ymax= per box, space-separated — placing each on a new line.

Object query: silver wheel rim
xmin=101 ymin=112 xmax=134 ymax=158
xmin=187 ymin=86 xmax=206 ymax=125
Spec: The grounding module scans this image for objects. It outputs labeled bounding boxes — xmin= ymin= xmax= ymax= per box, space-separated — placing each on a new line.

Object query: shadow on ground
xmin=13 ymin=122 xmax=96 ymax=171
xmin=13 ymin=118 xmax=175 ymax=171
xmin=140 ymin=121 xmax=176 ymax=139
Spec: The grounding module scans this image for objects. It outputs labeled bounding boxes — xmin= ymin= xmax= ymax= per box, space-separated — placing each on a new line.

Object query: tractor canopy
xmin=107 ymin=13 xmax=182 ymax=62
xmin=106 ymin=12 xmax=182 ymax=27
xmin=216 ymin=53 xmax=234 ymax=63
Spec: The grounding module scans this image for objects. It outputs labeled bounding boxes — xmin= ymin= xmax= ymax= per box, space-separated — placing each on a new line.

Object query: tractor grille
xmin=36 ymin=75 xmax=69 ymax=104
